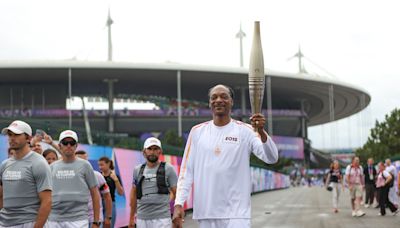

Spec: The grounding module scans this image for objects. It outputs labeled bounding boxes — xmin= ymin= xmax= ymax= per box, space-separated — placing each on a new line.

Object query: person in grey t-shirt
xmin=0 ymin=120 xmax=52 ymax=228
xmin=129 ymin=137 xmax=178 ymax=228
xmin=48 ymin=130 xmax=101 ymax=228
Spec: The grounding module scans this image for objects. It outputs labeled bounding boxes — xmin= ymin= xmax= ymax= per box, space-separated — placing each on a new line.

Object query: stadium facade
xmin=0 ymin=60 xmax=370 ymax=166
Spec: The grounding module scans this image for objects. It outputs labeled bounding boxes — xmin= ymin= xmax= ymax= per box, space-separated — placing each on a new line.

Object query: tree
xmin=162 ymin=129 xmax=184 ymax=147
xmin=114 ymin=137 xmax=142 ymax=150
xmin=356 ymin=108 xmax=400 ymax=163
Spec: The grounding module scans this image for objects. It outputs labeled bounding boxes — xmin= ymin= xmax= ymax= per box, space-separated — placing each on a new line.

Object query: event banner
xmin=272 ymin=136 xmax=304 ymax=159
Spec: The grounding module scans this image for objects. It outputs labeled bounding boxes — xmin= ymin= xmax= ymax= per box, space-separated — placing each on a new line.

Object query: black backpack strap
xmin=388 ymin=172 xmax=394 ymax=187
xmin=136 ymin=163 xmax=147 ymax=199
xmin=381 ymin=172 xmax=394 ymax=187
xmin=156 ymin=162 xmax=169 ymax=194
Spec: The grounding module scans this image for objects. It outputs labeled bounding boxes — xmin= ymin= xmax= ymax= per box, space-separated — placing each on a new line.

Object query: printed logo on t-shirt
xmin=223 ymin=136 xmax=240 ymax=144
xmin=3 ymin=170 xmax=22 ymax=180
xmin=56 ymin=170 xmax=76 ymax=179
xmin=143 ymin=173 xmax=157 ymax=182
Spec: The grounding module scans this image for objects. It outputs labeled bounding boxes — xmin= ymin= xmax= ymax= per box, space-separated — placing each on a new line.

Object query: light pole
xmin=106 ymin=8 xmax=113 ymax=61
xmin=236 ymin=23 xmax=246 ymax=67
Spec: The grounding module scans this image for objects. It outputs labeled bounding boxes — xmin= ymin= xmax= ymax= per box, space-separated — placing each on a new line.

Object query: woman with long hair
xmin=42 ymin=149 xmax=58 ymax=165
xmin=98 ymin=157 xmax=124 ymax=227
xmin=326 ymin=160 xmax=343 ymax=213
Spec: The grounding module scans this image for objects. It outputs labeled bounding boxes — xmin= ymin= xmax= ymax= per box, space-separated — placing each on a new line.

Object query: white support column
xmin=81 ymin=97 xmax=93 ymax=145
xmin=177 ymin=70 xmax=182 ymax=137
xmin=300 ymin=100 xmax=306 ymax=138
xmin=360 ymin=94 xmax=366 ymax=146
xmin=241 ymin=87 xmax=246 ymax=117
xmin=20 ymin=87 xmax=24 ymax=111
xmin=329 ymin=85 xmax=335 ymax=121
xmin=68 ymin=68 xmax=72 ymax=129
xmin=104 ymin=78 xmax=118 ymax=145
xmin=266 ymin=75 xmax=273 ymax=135
xmin=10 ymin=88 xmax=14 ymax=117
xmin=329 ymin=85 xmax=335 ymax=150
xmin=41 ymin=88 xmax=45 ymax=110
xmin=31 ymin=93 xmax=35 ymax=111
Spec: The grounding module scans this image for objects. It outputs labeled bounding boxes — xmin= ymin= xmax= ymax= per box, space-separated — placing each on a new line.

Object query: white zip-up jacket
xmin=175 ymin=119 xmax=278 ymax=219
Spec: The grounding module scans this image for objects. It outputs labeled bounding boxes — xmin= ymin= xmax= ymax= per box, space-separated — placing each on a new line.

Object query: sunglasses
xmin=61 ymin=140 xmax=77 ymax=146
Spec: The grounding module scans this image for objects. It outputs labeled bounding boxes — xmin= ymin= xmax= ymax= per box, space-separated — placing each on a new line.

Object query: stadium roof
xmin=0 ymin=60 xmax=370 ymax=126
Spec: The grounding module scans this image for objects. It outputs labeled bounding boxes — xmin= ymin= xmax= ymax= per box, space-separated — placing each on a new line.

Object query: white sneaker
xmin=364 ymin=204 xmax=370 ymax=208
xmin=352 ymin=211 xmax=356 ymax=217
xmin=356 ymin=210 xmax=366 ymax=217
xmin=393 ymin=209 xmax=399 ymax=216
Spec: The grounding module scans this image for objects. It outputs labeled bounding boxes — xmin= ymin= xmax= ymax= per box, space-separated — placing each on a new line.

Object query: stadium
xmin=0 ymin=60 xmax=370 ymax=167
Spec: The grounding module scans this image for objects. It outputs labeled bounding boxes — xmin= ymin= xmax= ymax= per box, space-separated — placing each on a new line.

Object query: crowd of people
xmin=1 ymin=84 xmax=279 ymax=228
xmin=2 ymin=121 xmax=126 ymax=228
xmin=325 ymin=156 xmax=400 ymax=217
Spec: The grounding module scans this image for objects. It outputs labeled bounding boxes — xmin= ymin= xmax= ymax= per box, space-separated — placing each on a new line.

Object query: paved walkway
xmin=183 ymin=186 xmax=399 ymax=228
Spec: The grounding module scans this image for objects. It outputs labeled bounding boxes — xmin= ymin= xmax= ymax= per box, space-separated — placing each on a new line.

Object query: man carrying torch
xmin=172 ymin=22 xmax=278 ymax=228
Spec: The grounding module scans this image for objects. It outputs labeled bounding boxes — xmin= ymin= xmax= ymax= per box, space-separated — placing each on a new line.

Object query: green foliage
xmin=113 ymin=129 xmax=186 ymax=157
xmin=114 ymin=137 xmax=142 ymax=150
xmin=250 ymin=154 xmax=292 ymax=174
xmin=162 ymin=129 xmax=184 ymax=147
xmin=356 ymin=108 xmax=400 ymax=163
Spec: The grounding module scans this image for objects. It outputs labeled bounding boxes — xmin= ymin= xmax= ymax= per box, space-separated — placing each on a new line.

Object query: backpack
xmin=136 ymin=162 xmax=169 ymax=199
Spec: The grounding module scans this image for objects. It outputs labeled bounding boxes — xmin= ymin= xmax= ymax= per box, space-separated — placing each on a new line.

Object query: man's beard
xmin=147 ymin=155 xmax=159 ymax=163
xmin=9 ymin=142 xmax=26 ymax=150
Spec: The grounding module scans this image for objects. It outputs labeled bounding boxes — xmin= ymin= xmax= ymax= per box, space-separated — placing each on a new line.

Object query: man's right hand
xmin=110 ymin=170 xmax=119 ymax=182
xmin=128 ymin=214 xmax=136 ymax=228
xmin=172 ymin=205 xmax=185 ymax=228
xmin=43 ymin=133 xmax=53 ymax=145
xmin=128 ymin=220 xmax=135 ymax=228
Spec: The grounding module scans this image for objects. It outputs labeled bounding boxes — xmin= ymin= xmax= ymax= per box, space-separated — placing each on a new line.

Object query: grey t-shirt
xmin=49 ymin=158 xmax=98 ymax=222
xmin=0 ymin=151 xmax=52 ymax=227
xmin=133 ymin=162 xmax=178 ymax=220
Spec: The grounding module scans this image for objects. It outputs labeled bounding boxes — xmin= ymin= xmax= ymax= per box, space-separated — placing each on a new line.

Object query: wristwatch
xmin=92 ymin=221 xmax=101 ymax=226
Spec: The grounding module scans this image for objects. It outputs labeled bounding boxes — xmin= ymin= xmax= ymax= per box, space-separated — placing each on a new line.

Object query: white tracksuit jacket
xmin=175 ymin=119 xmax=278 ymax=220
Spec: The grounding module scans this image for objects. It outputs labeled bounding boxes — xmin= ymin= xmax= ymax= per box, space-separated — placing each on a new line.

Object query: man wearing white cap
xmin=128 ymin=137 xmax=178 ymax=228
xmin=0 ymin=120 xmax=52 ymax=228
xmin=48 ymin=130 xmax=101 ymax=228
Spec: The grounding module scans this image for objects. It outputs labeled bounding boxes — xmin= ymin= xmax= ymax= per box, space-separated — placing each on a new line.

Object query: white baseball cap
xmin=143 ymin=137 xmax=162 ymax=149
xmin=59 ymin=130 xmax=79 ymax=142
xmin=1 ymin=120 xmax=32 ymax=136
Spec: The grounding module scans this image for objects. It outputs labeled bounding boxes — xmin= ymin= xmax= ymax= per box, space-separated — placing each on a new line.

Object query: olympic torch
xmin=248 ymin=21 xmax=265 ymax=117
